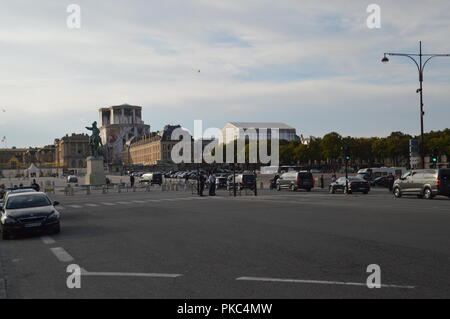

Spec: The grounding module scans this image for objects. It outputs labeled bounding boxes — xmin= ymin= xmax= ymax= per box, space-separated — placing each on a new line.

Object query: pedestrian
xmin=199 ymin=173 xmax=206 ymax=196
xmin=130 ymin=174 xmax=135 ymax=187
xmin=208 ymin=173 xmax=216 ymax=196
xmin=320 ymin=175 xmax=324 ymax=189
xmin=387 ymin=173 xmax=395 ymax=192
xmin=331 ymin=174 xmax=337 ymax=183
xmin=0 ymin=184 xmax=5 ymax=200
xmin=31 ymin=179 xmax=40 ymax=192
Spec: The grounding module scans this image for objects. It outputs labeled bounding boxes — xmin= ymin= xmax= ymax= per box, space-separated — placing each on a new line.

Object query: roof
xmin=227 ymin=122 xmax=295 ymax=130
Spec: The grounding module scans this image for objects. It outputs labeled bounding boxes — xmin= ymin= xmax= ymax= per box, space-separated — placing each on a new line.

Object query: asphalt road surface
xmin=1 ymin=188 xmax=449 ymax=299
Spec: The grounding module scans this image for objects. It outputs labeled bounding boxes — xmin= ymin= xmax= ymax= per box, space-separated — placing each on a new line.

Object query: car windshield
xmin=6 ymin=194 xmax=51 ymax=209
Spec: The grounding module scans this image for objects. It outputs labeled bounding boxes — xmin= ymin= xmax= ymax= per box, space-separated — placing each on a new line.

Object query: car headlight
xmin=3 ymin=216 xmax=19 ymax=225
xmin=47 ymin=211 xmax=60 ymax=221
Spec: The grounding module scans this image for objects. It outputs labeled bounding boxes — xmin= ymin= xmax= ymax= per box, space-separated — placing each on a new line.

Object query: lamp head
xmin=381 ymin=55 xmax=389 ymax=63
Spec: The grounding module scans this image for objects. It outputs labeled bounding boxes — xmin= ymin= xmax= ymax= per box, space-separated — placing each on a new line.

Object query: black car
xmin=1 ymin=192 xmax=61 ymax=239
xmin=227 ymin=174 xmax=256 ymax=190
xmin=329 ymin=176 xmax=370 ymax=194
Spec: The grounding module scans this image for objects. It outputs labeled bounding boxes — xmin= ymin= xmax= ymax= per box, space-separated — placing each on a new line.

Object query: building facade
xmin=54 ymin=133 xmax=90 ymax=169
xmin=99 ymin=104 xmax=150 ymax=164
xmin=123 ymin=125 xmax=182 ymax=166
xmin=220 ymin=122 xmax=298 ymax=145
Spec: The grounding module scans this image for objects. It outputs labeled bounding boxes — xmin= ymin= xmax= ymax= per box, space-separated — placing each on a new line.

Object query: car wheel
xmin=423 ymin=188 xmax=434 ymax=200
xmin=393 ymin=187 xmax=402 ymax=198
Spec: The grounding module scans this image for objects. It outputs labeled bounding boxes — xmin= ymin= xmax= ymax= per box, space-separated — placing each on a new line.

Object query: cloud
xmin=1 ymin=0 xmax=450 ymax=147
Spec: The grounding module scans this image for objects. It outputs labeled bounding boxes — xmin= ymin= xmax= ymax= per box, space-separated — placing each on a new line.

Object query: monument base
xmin=85 ymin=156 xmax=106 ymax=185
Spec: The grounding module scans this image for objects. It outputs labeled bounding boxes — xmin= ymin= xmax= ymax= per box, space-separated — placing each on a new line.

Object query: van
xmin=140 ymin=172 xmax=163 ymax=186
xmin=393 ymin=169 xmax=450 ymax=199
xmin=276 ymin=171 xmax=314 ymax=192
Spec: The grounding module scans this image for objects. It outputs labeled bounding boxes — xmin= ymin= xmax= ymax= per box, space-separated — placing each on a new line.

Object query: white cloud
xmin=1 ymin=0 xmax=450 ymax=147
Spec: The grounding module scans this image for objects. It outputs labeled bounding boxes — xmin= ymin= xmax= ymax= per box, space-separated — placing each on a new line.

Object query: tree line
xmin=279 ymin=129 xmax=450 ymax=167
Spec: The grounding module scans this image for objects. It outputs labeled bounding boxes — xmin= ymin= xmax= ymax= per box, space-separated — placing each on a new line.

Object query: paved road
xmin=0 ymin=188 xmax=449 ymax=298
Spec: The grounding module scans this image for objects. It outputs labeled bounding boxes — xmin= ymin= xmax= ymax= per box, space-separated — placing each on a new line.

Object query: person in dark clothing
xmin=130 ymin=174 xmax=135 ymax=187
xmin=387 ymin=173 xmax=395 ymax=191
xmin=208 ymin=174 xmax=216 ymax=196
xmin=31 ymin=179 xmax=40 ymax=192
xmin=199 ymin=174 xmax=206 ymax=196
xmin=320 ymin=175 xmax=324 ymax=189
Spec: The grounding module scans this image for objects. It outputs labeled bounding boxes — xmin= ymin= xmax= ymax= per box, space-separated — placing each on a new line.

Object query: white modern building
xmin=219 ymin=122 xmax=298 ymax=145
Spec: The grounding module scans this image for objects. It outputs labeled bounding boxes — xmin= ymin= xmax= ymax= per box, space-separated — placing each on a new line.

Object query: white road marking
xmin=69 ymin=205 xmax=82 ymax=208
xmin=132 ymin=200 xmax=146 ymax=203
xmin=100 ymin=202 xmax=116 ymax=206
xmin=116 ymin=201 xmax=132 ymax=205
xmin=41 ymin=236 xmax=56 ymax=245
xmin=85 ymin=204 xmax=99 ymax=207
xmin=81 ymin=268 xmax=181 ymax=278
xmin=236 ymin=277 xmax=415 ymax=289
xmin=50 ymin=247 xmax=74 ymax=262
xmin=146 ymin=200 xmax=161 ymax=202
xmin=57 ymin=206 xmax=66 ymax=210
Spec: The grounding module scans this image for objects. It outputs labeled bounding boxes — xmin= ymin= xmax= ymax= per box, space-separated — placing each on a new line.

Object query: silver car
xmin=0 ymin=192 xmax=61 ymax=240
xmin=393 ymin=169 xmax=450 ymax=199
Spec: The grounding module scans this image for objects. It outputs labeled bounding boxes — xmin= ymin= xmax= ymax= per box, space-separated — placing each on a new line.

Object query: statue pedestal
xmin=85 ymin=156 xmax=106 ymax=185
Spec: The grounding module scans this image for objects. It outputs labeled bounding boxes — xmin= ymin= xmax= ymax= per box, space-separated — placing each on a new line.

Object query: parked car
xmin=1 ymin=192 xmax=61 ymax=239
xmin=215 ymin=175 xmax=228 ymax=189
xmin=329 ymin=176 xmax=370 ymax=194
xmin=227 ymin=174 xmax=256 ymax=190
xmin=67 ymin=175 xmax=78 ymax=183
xmin=140 ymin=172 xmax=163 ymax=185
xmin=393 ymin=169 xmax=450 ymax=199
xmin=276 ymin=171 xmax=314 ymax=192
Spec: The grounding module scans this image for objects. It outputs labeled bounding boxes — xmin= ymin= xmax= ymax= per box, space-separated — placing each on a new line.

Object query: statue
xmin=86 ymin=121 xmax=103 ymax=158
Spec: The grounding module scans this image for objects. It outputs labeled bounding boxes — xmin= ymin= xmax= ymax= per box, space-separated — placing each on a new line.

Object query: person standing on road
xmin=31 ymin=179 xmax=40 ymax=192
xmin=387 ymin=173 xmax=395 ymax=192
xmin=208 ymin=173 xmax=216 ymax=196
xmin=199 ymin=173 xmax=206 ymax=196
xmin=130 ymin=174 xmax=135 ymax=187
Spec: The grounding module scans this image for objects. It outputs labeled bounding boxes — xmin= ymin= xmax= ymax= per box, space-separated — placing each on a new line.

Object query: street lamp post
xmin=382 ymin=41 xmax=450 ymax=169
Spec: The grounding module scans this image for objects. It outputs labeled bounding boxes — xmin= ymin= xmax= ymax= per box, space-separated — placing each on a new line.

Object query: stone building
xmin=54 ymin=133 xmax=90 ymax=169
xmin=99 ymin=104 xmax=150 ymax=164
xmin=123 ymin=125 xmax=182 ymax=166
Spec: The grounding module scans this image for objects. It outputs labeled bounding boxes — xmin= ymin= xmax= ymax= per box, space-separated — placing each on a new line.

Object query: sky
xmin=1 ymin=0 xmax=450 ymax=148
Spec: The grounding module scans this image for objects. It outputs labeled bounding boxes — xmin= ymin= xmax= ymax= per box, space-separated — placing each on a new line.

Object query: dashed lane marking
xmin=236 ymin=277 xmax=415 ymax=289
xmin=81 ymin=268 xmax=182 ymax=278
xmin=41 ymin=236 xmax=56 ymax=245
xmin=50 ymin=247 xmax=74 ymax=263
